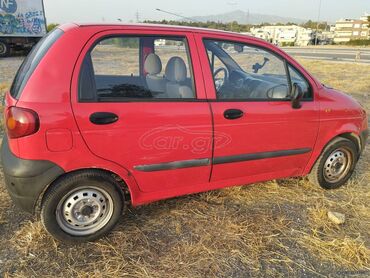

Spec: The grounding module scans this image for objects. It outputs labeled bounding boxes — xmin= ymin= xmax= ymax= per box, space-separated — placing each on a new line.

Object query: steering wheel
xmin=213 ymin=67 xmax=229 ymax=91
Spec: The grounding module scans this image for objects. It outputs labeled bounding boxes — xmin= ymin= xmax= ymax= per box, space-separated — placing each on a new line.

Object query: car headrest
xmin=165 ymin=56 xmax=187 ymax=82
xmin=144 ymin=53 xmax=162 ymax=75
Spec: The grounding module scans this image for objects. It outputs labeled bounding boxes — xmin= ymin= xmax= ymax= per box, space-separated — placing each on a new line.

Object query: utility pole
xmin=135 ymin=10 xmax=140 ymax=23
xmin=227 ymin=1 xmax=238 ymax=31
xmin=315 ymin=0 xmax=322 ymax=46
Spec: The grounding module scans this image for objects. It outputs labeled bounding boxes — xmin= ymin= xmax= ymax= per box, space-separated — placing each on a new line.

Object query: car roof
xmin=60 ymin=22 xmax=262 ymax=41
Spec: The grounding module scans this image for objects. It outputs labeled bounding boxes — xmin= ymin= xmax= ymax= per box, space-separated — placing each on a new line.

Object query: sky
xmin=43 ymin=0 xmax=370 ymax=24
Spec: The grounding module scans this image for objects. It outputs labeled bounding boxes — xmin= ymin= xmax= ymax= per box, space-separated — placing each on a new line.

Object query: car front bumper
xmin=0 ymin=136 xmax=64 ymax=213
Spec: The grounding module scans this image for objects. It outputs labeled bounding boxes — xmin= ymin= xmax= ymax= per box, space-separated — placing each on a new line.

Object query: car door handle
xmin=90 ymin=112 xmax=119 ymax=125
xmin=224 ymin=109 xmax=244 ymax=120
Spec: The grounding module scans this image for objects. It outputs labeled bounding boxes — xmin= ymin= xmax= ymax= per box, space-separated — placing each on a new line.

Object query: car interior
xmin=144 ymin=53 xmax=194 ymax=98
xmin=204 ymin=40 xmax=310 ymax=100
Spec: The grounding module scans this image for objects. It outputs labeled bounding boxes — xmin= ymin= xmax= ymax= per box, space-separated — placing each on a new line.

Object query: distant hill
xmin=191 ymin=10 xmax=307 ymax=24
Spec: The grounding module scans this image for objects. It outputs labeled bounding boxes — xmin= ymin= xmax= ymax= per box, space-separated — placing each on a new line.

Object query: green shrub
xmin=47 ymin=23 xmax=59 ymax=32
xmin=346 ymin=39 xmax=370 ymax=46
xmin=281 ymin=42 xmax=295 ymax=47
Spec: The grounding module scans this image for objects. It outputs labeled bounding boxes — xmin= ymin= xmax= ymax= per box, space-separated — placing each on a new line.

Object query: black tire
xmin=41 ymin=170 xmax=124 ymax=243
xmin=308 ymin=137 xmax=358 ymax=189
xmin=0 ymin=40 xmax=10 ymax=58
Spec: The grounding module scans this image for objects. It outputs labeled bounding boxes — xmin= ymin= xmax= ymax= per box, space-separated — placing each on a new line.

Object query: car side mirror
xmin=291 ymin=83 xmax=304 ymax=109
xmin=267 ymin=85 xmax=289 ymax=99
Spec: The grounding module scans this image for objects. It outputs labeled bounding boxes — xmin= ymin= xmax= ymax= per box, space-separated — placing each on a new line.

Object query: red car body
xmin=2 ymin=23 xmax=368 ymax=213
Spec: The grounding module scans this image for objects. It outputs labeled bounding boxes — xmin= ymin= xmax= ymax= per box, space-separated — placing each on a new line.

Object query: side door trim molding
xmin=134 ymin=158 xmax=211 ymax=172
xmin=134 ymin=148 xmax=311 ymax=172
xmin=213 ymin=148 xmax=311 ymax=165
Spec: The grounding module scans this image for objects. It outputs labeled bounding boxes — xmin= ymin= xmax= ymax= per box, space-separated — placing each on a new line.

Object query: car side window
xmin=288 ymin=65 xmax=312 ymax=99
xmin=91 ymin=37 xmax=140 ymax=76
xmin=204 ymin=40 xmax=291 ymax=100
xmin=79 ymin=36 xmax=195 ymax=102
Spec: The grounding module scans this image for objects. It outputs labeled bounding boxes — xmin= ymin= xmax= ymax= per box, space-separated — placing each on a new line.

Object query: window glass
xmin=207 ymin=50 xmax=226 ymax=91
xmin=10 ymin=29 xmax=64 ymax=99
xmin=155 ymin=38 xmax=190 ymax=75
xmin=204 ymin=40 xmax=290 ymax=100
xmin=207 ymin=50 xmax=224 ymax=71
xmin=91 ymin=37 xmax=140 ymax=76
xmin=288 ymin=65 xmax=312 ymax=99
xmin=154 ymin=38 xmax=194 ymax=93
xmin=80 ymin=36 xmax=195 ymax=101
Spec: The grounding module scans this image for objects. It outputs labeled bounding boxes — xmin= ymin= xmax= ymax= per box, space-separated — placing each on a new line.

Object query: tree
xmin=47 ymin=23 xmax=59 ymax=32
xmin=143 ymin=20 xmax=254 ymax=32
xmin=301 ymin=20 xmax=328 ymax=30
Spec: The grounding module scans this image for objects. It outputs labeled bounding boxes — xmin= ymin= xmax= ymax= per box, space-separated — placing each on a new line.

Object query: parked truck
xmin=0 ymin=0 xmax=47 ymax=57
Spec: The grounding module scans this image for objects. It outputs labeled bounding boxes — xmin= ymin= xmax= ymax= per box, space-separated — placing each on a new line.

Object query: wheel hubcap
xmin=56 ymin=186 xmax=114 ymax=236
xmin=323 ymin=148 xmax=352 ymax=183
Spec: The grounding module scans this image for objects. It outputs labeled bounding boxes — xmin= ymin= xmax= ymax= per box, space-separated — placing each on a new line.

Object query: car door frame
xmin=69 ymin=28 xmax=217 ymax=204
xmin=194 ymin=32 xmax=322 ymax=97
xmin=72 ymin=28 xmax=209 ymax=100
xmin=194 ymin=32 xmax=321 ymax=182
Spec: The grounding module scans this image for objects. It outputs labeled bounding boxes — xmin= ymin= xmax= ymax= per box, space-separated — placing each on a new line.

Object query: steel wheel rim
xmin=323 ymin=147 xmax=352 ymax=183
xmin=56 ymin=186 xmax=114 ymax=236
xmin=0 ymin=43 xmax=5 ymax=55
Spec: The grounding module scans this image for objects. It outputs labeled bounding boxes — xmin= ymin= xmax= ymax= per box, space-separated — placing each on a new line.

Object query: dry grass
xmin=0 ymin=173 xmax=10 ymax=225
xmin=0 ymin=58 xmax=369 ymax=277
xmin=298 ymin=59 xmax=370 ymax=97
xmin=0 ymin=83 xmax=9 ymax=90
xmin=300 ymin=235 xmax=369 ymax=270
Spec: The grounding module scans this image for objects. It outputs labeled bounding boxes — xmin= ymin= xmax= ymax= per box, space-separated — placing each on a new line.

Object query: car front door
xmin=196 ymin=34 xmax=319 ymax=183
xmin=71 ymin=30 xmax=213 ymax=193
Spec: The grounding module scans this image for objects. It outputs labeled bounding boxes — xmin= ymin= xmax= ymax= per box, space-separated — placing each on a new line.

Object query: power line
xmin=155 ymin=8 xmax=199 ymax=22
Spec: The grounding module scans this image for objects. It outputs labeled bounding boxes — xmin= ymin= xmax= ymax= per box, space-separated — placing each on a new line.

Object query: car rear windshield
xmin=10 ymin=28 xmax=64 ymax=99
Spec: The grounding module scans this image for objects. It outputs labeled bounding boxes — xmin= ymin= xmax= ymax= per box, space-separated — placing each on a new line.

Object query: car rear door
xmin=195 ymin=33 xmax=319 ymax=183
xmin=71 ymin=29 xmax=213 ymax=193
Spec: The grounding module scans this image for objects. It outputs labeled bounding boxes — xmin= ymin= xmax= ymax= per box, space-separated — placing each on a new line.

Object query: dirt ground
xmin=0 ymin=55 xmax=369 ymax=277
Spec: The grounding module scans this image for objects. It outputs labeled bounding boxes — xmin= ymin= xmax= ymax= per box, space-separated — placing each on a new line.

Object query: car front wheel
xmin=308 ymin=137 xmax=358 ymax=189
xmin=41 ymin=170 xmax=124 ymax=243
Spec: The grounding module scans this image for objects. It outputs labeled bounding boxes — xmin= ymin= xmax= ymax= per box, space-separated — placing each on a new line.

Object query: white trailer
xmin=0 ymin=0 xmax=47 ymax=57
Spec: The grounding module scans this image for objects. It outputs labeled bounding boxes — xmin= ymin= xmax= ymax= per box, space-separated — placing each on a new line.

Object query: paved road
xmin=281 ymin=47 xmax=370 ymax=64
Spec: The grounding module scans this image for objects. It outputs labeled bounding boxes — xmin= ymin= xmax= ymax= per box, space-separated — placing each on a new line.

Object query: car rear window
xmin=10 ymin=28 xmax=64 ymax=99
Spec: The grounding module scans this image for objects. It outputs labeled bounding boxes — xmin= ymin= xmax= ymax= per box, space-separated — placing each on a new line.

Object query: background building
xmin=250 ymin=25 xmax=313 ymax=46
xmin=360 ymin=12 xmax=370 ymax=22
xmin=334 ymin=14 xmax=369 ymax=43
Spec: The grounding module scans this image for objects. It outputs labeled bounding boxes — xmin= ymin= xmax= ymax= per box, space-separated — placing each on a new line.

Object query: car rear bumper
xmin=0 ymin=136 xmax=64 ymax=213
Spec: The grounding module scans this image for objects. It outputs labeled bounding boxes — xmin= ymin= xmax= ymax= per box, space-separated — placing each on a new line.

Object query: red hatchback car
xmin=1 ymin=23 xmax=368 ymax=242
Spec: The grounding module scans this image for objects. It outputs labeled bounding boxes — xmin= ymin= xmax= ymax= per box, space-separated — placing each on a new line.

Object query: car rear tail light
xmin=5 ymin=107 xmax=39 ymax=139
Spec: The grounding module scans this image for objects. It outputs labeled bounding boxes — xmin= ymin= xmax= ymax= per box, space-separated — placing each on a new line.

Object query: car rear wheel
xmin=0 ymin=41 xmax=10 ymax=57
xmin=41 ymin=170 xmax=124 ymax=243
xmin=308 ymin=137 xmax=358 ymax=189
